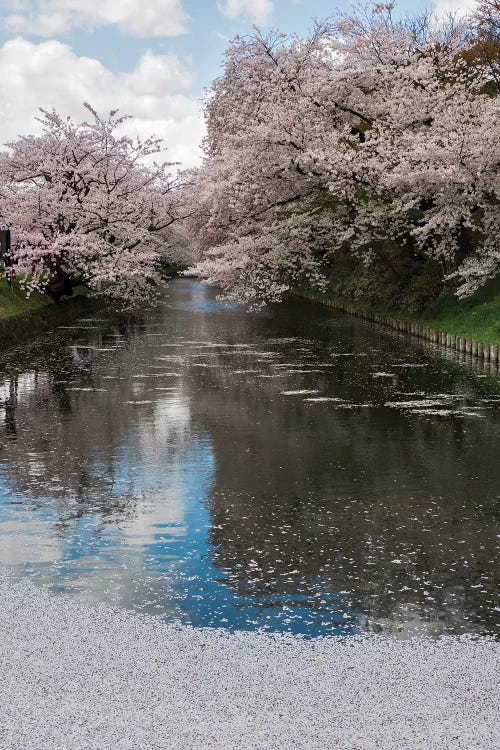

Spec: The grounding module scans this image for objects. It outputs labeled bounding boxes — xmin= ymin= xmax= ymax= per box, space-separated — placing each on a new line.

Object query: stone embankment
xmin=298 ymin=290 xmax=500 ymax=372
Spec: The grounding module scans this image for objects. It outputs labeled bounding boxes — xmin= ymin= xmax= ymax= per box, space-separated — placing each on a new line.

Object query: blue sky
xmin=37 ymin=1 xmax=359 ymax=85
xmin=0 ymin=0 xmax=472 ymax=167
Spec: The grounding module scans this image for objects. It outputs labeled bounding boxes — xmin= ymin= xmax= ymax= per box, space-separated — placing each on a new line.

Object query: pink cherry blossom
xmin=186 ymin=2 xmax=500 ymax=302
xmin=0 ymin=104 xmax=183 ymax=304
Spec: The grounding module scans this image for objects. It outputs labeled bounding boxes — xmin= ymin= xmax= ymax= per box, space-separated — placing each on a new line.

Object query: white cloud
xmin=217 ymin=0 xmax=274 ymax=26
xmin=1 ymin=0 xmax=189 ymax=37
xmin=433 ymin=0 xmax=478 ymax=18
xmin=0 ymin=37 xmax=205 ymax=167
xmin=125 ymin=50 xmax=193 ymax=95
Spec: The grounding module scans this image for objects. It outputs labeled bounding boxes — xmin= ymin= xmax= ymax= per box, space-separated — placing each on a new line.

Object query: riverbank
xmin=0 ymin=578 xmax=497 ymax=750
xmin=0 ymin=278 xmax=54 ymax=321
xmin=320 ymin=248 xmax=500 ymax=344
xmin=296 ymin=279 xmax=500 ymax=367
xmin=0 ymin=279 xmax=94 ymax=349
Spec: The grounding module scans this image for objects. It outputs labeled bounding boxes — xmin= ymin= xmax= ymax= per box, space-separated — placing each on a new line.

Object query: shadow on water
xmin=0 ymin=280 xmax=498 ymax=638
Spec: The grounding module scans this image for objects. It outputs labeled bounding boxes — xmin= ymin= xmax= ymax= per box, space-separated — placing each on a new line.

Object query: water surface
xmin=0 ymin=280 xmax=498 ymax=637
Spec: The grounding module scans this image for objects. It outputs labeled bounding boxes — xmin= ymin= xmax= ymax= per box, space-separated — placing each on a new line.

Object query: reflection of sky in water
xmin=0 ymin=281 xmax=498 ymax=639
xmin=0 ymin=431 xmax=358 ymax=636
xmin=0 ymin=370 xmax=359 ymax=637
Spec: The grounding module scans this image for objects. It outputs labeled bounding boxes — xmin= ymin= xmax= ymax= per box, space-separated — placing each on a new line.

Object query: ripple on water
xmin=0 ymin=280 xmax=498 ymax=640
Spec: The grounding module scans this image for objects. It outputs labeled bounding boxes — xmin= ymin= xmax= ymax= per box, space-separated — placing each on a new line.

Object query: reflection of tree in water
xmin=0 ymin=314 xmax=185 ymax=530
xmin=0 ymin=281 xmax=498 ymax=635
xmin=186 ymin=326 xmax=500 ymax=636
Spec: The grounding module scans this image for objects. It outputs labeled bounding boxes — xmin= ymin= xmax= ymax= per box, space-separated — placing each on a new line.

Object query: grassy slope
xmin=417 ymin=276 xmax=500 ymax=345
xmin=317 ymin=274 xmax=500 ymax=346
xmin=0 ymin=278 xmax=54 ymax=321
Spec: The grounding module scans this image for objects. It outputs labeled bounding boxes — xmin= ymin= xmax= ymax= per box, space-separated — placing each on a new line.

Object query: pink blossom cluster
xmin=0 ymin=104 xmax=183 ymax=304
xmin=186 ymin=1 xmax=500 ymax=302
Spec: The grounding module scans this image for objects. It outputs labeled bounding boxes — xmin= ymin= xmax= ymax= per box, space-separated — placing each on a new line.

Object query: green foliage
xmin=157 ymin=262 xmax=189 ymax=280
xmin=59 ymin=284 xmax=90 ymax=301
xmin=418 ymin=275 xmax=500 ymax=345
xmin=318 ymin=262 xmax=500 ymax=346
xmin=0 ymin=278 xmax=54 ymax=320
xmin=325 ymin=245 xmax=444 ymax=313
xmin=0 ymin=277 xmax=91 ymax=321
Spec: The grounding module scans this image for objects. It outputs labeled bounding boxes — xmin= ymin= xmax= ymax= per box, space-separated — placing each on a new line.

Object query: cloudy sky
xmin=0 ymin=0 xmax=475 ymax=169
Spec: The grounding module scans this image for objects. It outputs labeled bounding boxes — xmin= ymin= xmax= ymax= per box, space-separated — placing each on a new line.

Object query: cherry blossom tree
xmin=187 ymin=2 xmax=500 ymax=302
xmin=0 ymin=104 xmax=182 ymax=303
xmin=473 ymin=0 xmax=500 ymax=89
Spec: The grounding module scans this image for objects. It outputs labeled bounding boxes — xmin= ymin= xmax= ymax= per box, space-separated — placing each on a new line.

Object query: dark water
xmin=0 ymin=280 xmax=498 ymax=638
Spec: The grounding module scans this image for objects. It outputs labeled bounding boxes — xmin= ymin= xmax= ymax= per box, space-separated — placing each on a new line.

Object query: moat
xmin=0 ymin=280 xmax=498 ymax=638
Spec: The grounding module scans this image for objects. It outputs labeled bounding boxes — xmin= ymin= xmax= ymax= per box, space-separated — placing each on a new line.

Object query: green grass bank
xmin=309 ymin=276 xmax=500 ymax=347
xmin=300 ymin=247 xmax=500 ymax=347
xmin=0 ymin=279 xmax=95 ymax=350
xmin=0 ymin=278 xmax=54 ymax=321
xmin=410 ymin=274 xmax=500 ymax=346
xmin=297 ymin=285 xmax=500 ymax=368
